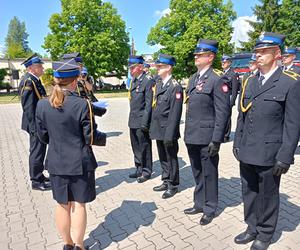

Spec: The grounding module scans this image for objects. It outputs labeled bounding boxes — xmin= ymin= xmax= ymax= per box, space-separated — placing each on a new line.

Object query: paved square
xmin=0 ymin=98 xmax=299 ymax=249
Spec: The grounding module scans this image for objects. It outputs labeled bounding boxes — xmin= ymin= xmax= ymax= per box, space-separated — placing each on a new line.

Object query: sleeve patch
xmin=176 ymin=92 xmax=182 ymax=99
xmin=221 ymin=84 xmax=229 ymax=93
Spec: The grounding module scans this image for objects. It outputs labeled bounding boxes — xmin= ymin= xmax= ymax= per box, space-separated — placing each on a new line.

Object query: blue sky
xmin=0 ymin=0 xmax=258 ymax=56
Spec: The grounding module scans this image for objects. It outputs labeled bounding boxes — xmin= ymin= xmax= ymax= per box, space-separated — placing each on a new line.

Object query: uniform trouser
xmin=129 ymin=128 xmax=152 ymax=178
xmin=240 ymin=162 xmax=281 ymax=242
xmin=186 ymin=144 xmax=219 ymax=216
xmin=29 ymin=132 xmax=47 ymax=182
xmin=156 ymin=140 xmax=179 ymax=189
xmin=224 ymin=107 xmax=232 ymax=139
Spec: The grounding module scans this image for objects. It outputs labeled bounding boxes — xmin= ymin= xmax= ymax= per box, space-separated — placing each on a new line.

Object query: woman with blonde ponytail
xmin=35 ymin=59 xmax=106 ymax=250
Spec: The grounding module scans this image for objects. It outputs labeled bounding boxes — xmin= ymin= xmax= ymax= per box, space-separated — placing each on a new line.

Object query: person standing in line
xmin=36 ymin=59 xmax=106 ymax=250
xmin=183 ymin=39 xmax=230 ymax=225
xmin=233 ymin=32 xmax=300 ymax=250
xmin=221 ymin=55 xmax=239 ymax=142
xmin=19 ymin=54 xmax=51 ymax=191
xmin=281 ymin=47 xmax=300 ymax=74
xmin=150 ymin=54 xmax=183 ymax=199
xmin=127 ymin=55 xmax=154 ymax=183
xmin=241 ymin=54 xmax=259 ymax=88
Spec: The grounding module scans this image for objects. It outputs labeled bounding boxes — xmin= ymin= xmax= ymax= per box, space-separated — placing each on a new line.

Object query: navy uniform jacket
xmin=19 ymin=72 xmax=47 ymax=133
xmin=128 ymin=73 xmax=154 ymax=129
xmin=35 ymin=92 xmax=103 ymax=176
xmin=234 ymin=68 xmax=300 ymax=166
xmin=224 ymin=68 xmax=240 ymax=106
xmin=184 ymin=68 xmax=231 ymax=145
xmin=150 ymin=77 xmax=183 ymax=141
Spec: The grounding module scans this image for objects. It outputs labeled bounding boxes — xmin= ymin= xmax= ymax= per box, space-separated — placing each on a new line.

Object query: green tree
xmin=241 ymin=0 xmax=280 ymax=51
xmin=43 ymin=0 xmax=130 ymax=78
xmin=147 ymin=0 xmax=236 ymax=78
xmin=0 ymin=69 xmax=7 ymax=83
xmin=277 ymin=0 xmax=300 ymax=46
xmin=5 ymin=16 xmax=31 ymax=58
xmin=40 ymin=68 xmax=54 ymax=87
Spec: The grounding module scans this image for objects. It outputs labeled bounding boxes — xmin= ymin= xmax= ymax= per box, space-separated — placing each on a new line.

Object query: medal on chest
xmin=196 ymin=81 xmax=204 ymax=91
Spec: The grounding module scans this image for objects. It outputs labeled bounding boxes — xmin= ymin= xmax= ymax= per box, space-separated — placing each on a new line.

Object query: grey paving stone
xmin=0 ymin=100 xmax=299 ymax=250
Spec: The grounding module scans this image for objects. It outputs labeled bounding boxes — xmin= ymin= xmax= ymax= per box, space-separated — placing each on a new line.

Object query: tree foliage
xmin=277 ymin=0 xmax=300 ymax=46
xmin=147 ymin=0 xmax=236 ymax=78
xmin=43 ymin=0 xmax=130 ymax=78
xmin=241 ymin=0 xmax=300 ymax=50
xmin=0 ymin=69 xmax=7 ymax=83
xmin=5 ymin=16 xmax=31 ymax=58
xmin=40 ymin=68 xmax=54 ymax=87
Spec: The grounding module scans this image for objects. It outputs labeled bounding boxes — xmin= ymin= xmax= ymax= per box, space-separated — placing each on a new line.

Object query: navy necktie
xmin=258 ymin=75 xmax=265 ymax=88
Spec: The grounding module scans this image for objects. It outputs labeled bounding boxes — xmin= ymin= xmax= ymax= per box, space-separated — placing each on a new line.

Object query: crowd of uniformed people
xmin=18 ymin=31 xmax=300 ymax=250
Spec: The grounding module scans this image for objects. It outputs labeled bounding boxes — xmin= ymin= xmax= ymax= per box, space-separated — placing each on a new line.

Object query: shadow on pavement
xmin=272 ymin=193 xmax=300 ymax=243
xmin=97 ymin=161 xmax=109 ymax=167
xmin=84 ymin=200 xmax=157 ymax=249
xmin=217 ymin=177 xmax=242 ymax=215
xmin=105 ymin=131 xmax=123 ymax=138
xmin=95 ymin=167 xmax=137 ymax=195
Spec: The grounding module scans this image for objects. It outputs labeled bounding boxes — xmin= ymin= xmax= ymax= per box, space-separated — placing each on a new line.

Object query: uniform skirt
xmin=50 ymin=171 xmax=96 ymax=205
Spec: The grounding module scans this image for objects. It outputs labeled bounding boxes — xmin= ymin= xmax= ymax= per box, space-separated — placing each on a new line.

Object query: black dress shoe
xmin=234 ymin=231 xmax=256 ymax=244
xmin=32 ymin=181 xmax=51 ymax=191
xmin=137 ymin=176 xmax=150 ymax=183
xmin=184 ymin=207 xmax=203 ymax=215
xmin=162 ymin=188 xmax=178 ymax=199
xmin=63 ymin=244 xmax=74 ymax=250
xmin=153 ymin=183 xmax=168 ymax=192
xmin=200 ymin=214 xmax=214 ymax=225
xmin=128 ymin=172 xmax=142 ymax=178
xmin=250 ymin=239 xmax=270 ymax=250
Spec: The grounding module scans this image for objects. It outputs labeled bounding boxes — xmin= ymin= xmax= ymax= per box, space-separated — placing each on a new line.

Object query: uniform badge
xmin=136 ymin=85 xmax=139 ymax=92
xmin=221 ymin=84 xmax=229 ymax=93
xmin=176 ymin=92 xmax=182 ymax=99
xmin=259 ymin=31 xmax=265 ymax=41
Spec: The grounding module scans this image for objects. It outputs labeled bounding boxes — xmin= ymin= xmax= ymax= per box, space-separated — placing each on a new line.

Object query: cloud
xmin=149 ymin=44 xmax=165 ymax=51
xmin=231 ymin=16 xmax=257 ymax=48
xmin=154 ymin=8 xmax=171 ymax=18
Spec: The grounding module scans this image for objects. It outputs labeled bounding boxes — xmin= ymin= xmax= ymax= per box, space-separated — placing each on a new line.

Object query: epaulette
xmin=172 ymin=79 xmax=179 ymax=86
xmin=213 ymin=68 xmax=223 ymax=77
xmin=283 ymin=70 xmax=299 ymax=81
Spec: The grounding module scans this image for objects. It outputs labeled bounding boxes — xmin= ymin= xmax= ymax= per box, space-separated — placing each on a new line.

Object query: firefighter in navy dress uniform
xmin=221 ymin=55 xmax=239 ymax=142
xmin=35 ymin=59 xmax=106 ymax=250
xmin=233 ymin=32 xmax=300 ymax=250
xmin=127 ymin=55 xmax=154 ymax=183
xmin=150 ymin=54 xmax=183 ymax=199
xmin=62 ymin=52 xmax=106 ymax=117
xmin=281 ymin=47 xmax=300 ymax=75
xmin=241 ymin=54 xmax=259 ymax=89
xmin=19 ymin=54 xmax=51 ymax=191
xmin=183 ymin=39 xmax=231 ymax=226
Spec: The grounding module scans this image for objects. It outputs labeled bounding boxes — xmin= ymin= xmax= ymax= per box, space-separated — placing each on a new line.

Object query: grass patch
xmin=94 ymin=90 xmax=128 ymax=99
xmin=0 ymin=90 xmax=129 ymax=104
xmin=0 ymin=92 xmax=20 ymax=104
